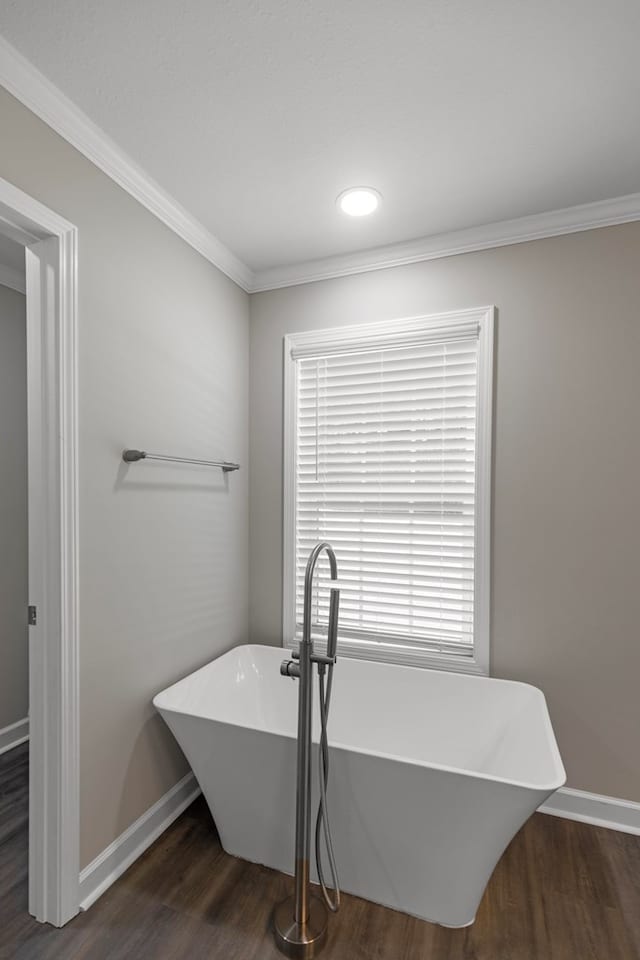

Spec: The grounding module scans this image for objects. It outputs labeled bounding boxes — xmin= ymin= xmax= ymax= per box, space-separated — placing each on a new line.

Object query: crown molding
xmin=3 ymin=36 xmax=640 ymax=296
xmin=0 ymin=35 xmax=253 ymax=292
xmin=0 ymin=262 xmax=26 ymax=293
xmin=252 ymin=192 xmax=640 ymax=292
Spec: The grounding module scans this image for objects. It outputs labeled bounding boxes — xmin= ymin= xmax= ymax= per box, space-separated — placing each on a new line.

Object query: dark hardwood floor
xmin=1 ymin=742 xmax=639 ymax=959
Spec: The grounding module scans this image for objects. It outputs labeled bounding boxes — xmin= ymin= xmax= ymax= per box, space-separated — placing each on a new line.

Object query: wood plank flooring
xmin=1 ymin=743 xmax=639 ymax=959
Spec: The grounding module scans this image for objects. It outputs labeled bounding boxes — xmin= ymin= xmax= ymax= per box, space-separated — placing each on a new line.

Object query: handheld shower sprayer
xmin=274 ymin=543 xmax=341 ymax=959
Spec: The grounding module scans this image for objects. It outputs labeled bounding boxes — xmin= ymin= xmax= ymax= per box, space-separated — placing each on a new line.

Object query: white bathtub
xmin=154 ymin=644 xmax=565 ymax=927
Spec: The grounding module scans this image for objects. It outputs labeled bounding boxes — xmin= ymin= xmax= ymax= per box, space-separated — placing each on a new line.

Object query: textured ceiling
xmin=1 ymin=0 xmax=639 ymax=272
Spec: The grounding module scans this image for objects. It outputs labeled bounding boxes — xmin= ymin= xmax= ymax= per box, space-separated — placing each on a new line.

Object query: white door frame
xmin=0 ymin=176 xmax=79 ymax=926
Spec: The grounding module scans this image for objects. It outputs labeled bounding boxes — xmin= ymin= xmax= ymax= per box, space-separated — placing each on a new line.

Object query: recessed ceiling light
xmin=336 ymin=187 xmax=381 ymax=217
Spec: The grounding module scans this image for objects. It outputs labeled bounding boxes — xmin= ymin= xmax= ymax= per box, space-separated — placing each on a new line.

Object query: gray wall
xmin=0 ymin=87 xmax=250 ymax=868
xmin=0 ymin=284 xmax=28 ymax=732
xmin=249 ymin=222 xmax=640 ymax=804
xmin=2 ymin=72 xmax=638 ymax=871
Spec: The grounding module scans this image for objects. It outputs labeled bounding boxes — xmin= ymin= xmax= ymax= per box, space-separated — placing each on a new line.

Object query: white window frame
xmin=283 ymin=306 xmax=494 ymax=676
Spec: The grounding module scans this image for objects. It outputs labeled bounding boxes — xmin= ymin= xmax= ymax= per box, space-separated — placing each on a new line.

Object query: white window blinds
xmin=286 ymin=310 xmax=493 ymax=670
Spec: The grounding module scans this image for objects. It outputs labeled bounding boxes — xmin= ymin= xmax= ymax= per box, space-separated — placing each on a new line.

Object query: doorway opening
xmin=0 ymin=176 xmax=79 ymax=927
xmin=0 ymin=237 xmax=29 ymax=913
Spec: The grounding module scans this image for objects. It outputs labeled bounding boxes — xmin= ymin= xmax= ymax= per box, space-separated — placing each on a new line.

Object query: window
xmin=283 ymin=307 xmax=494 ymax=674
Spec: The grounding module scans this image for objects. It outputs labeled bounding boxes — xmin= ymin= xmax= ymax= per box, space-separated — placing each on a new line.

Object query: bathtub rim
xmin=153 ymin=643 xmax=567 ymax=795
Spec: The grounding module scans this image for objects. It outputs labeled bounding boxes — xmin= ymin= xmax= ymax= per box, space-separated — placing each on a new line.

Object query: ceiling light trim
xmin=0 ymin=35 xmax=254 ymax=292
xmin=336 ymin=186 xmax=382 ymax=217
xmin=251 ymin=192 xmax=640 ymax=291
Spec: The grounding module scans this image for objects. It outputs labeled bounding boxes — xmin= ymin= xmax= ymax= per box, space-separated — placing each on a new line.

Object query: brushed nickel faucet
xmin=274 ymin=542 xmax=340 ymax=959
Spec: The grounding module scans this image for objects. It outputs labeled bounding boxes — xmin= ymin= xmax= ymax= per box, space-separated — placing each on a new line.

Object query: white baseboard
xmin=76 ymin=773 xmax=638 ymax=912
xmin=79 ymin=772 xmax=201 ymax=911
xmin=0 ymin=717 xmax=29 ymax=756
xmin=539 ymin=786 xmax=640 ymax=836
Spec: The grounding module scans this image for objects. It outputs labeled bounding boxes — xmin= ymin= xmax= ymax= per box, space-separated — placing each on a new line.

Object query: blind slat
xmin=293 ymin=335 xmax=478 ymax=655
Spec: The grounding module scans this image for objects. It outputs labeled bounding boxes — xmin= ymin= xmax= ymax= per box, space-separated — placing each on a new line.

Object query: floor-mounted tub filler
xmin=272 ymin=542 xmax=343 ymax=957
xmin=154 ymin=559 xmax=565 ymax=954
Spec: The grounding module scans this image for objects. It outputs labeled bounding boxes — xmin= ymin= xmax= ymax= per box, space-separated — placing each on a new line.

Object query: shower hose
xmin=315 ymin=661 xmax=340 ymax=913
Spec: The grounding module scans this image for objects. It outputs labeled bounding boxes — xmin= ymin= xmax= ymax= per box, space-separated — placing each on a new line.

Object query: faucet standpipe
xmin=273 ymin=542 xmax=341 ymax=959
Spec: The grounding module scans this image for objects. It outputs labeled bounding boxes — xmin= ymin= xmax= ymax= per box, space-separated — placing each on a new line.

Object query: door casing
xmin=0 ymin=175 xmax=79 ymax=927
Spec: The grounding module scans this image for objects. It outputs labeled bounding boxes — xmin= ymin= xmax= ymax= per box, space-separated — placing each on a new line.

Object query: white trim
xmin=253 ymin=192 xmax=640 ymax=291
xmin=473 ymin=308 xmax=493 ymax=676
xmin=0 ymin=175 xmax=80 ymax=928
xmin=294 ymin=637 xmax=488 ymax=676
xmin=0 ymin=35 xmax=252 ymax=292
xmin=283 ymin=307 xmax=491 ymax=359
xmin=539 ymin=786 xmax=640 ymax=836
xmin=0 ymin=262 xmax=26 ymax=293
xmin=73 ymin=779 xmax=640 ymax=914
xmin=282 ymin=334 xmax=298 ymax=650
xmin=0 ymin=717 xmax=29 ymax=755
xmin=3 ymin=31 xmax=640 ymax=294
xmin=282 ymin=307 xmax=494 ymax=676
xmin=287 ymin=310 xmax=482 ymax=359
xmin=3 ymin=35 xmax=640 ymax=296
xmin=78 ymin=772 xmax=201 ymax=911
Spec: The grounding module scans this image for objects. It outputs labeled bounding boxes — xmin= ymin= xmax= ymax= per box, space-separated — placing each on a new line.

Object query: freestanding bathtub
xmin=154 ymin=644 xmax=565 ymax=927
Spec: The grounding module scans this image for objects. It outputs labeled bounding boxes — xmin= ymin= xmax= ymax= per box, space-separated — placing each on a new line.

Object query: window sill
xmin=284 ymin=637 xmax=488 ymax=676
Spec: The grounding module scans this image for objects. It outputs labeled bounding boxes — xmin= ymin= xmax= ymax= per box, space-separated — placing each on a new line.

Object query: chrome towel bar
xmin=122 ymin=449 xmax=240 ymax=472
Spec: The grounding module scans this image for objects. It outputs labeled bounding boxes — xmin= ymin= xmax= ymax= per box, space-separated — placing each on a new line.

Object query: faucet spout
xmin=302 ymin=541 xmax=340 ymax=655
